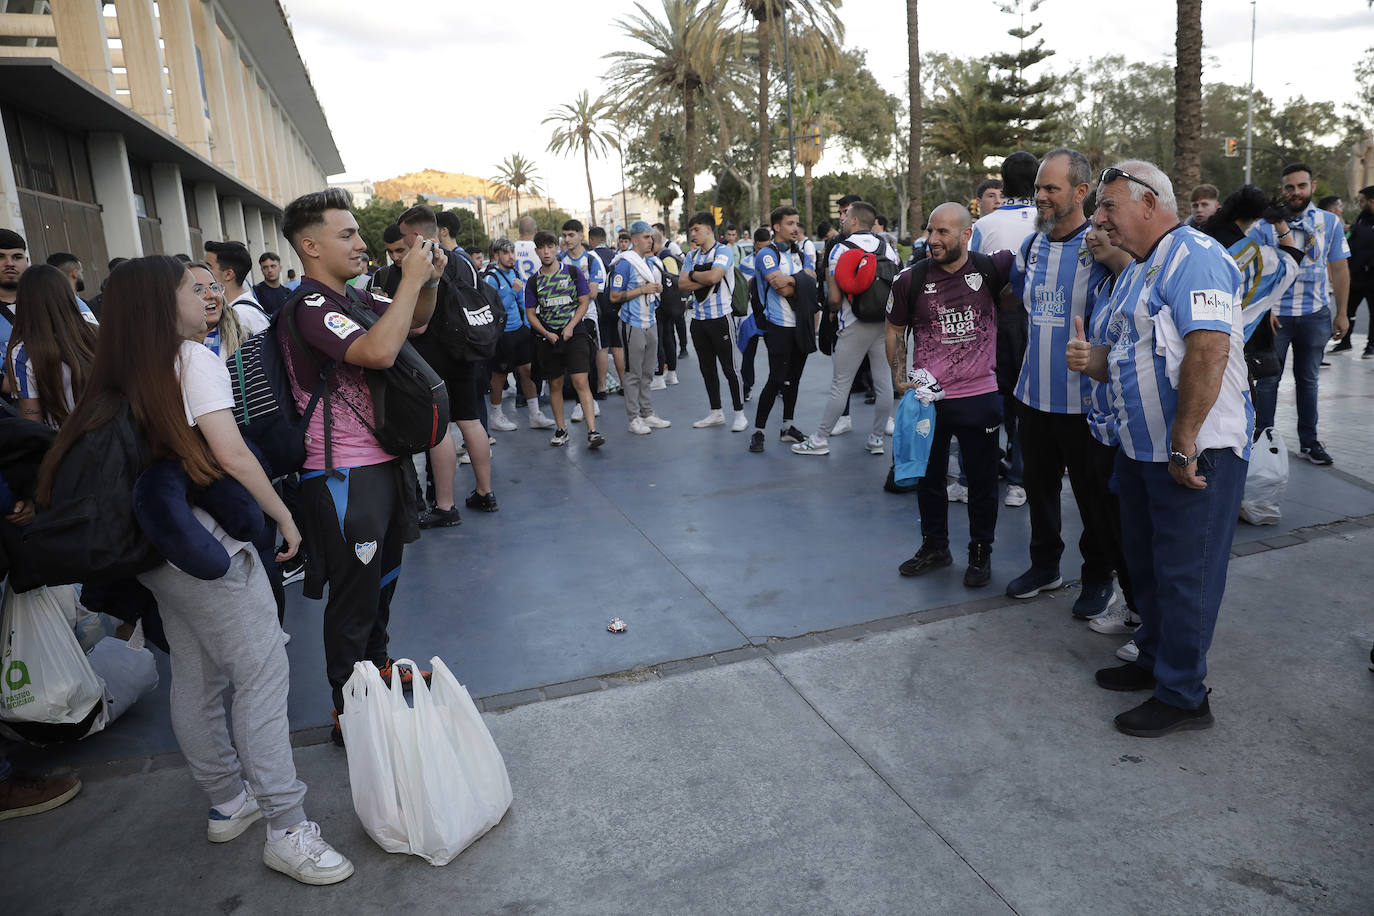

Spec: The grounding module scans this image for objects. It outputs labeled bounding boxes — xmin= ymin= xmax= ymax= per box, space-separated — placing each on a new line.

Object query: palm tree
xmin=793 ymin=84 xmax=836 ymax=230
xmin=605 ymin=0 xmax=742 ymax=219
xmin=490 ymin=153 xmax=542 ymax=225
xmin=923 ymin=55 xmax=1006 ymax=184
xmin=738 ymin=0 xmax=843 ymax=223
xmin=1172 ymin=0 xmax=1203 ymax=217
xmin=907 ymin=0 xmax=922 ymax=234
xmin=544 ymin=91 xmax=616 ymax=228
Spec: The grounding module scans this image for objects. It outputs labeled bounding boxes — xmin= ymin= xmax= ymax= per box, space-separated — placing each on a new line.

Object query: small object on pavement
xmin=607 ymin=617 xmax=627 ymax=633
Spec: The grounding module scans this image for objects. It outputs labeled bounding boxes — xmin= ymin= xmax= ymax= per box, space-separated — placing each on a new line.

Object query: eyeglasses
xmin=1099 ymin=167 xmax=1158 ymax=197
xmin=193 ymin=282 xmax=225 ymax=296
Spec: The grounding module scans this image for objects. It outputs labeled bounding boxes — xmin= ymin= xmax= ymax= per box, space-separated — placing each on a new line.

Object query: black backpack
xmin=23 ymin=400 xmax=162 ymax=586
xmin=837 ymin=237 xmax=900 ymax=322
xmin=906 ymin=250 xmax=1003 ymax=310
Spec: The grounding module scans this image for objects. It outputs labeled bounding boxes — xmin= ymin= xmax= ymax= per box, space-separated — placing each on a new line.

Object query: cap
xmin=0 ymin=228 xmax=26 ymax=251
xmin=629 ymin=220 xmax=652 ymax=236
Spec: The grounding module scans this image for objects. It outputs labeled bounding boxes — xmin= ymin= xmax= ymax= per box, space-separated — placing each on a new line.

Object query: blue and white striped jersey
xmin=1011 ymin=224 xmax=1108 ymax=414
xmin=560 ymin=248 xmax=606 ymax=328
xmin=1084 ymin=273 xmax=1119 ymax=447
xmin=1102 ymin=226 xmax=1252 ymax=462
xmin=756 ymin=242 xmax=813 ymax=328
xmin=1226 ymin=230 xmax=1300 ymax=340
xmin=610 ymin=254 xmax=663 ymax=329
xmin=1250 ymin=203 xmax=1349 ymax=316
xmin=682 ymin=243 xmax=735 ymax=321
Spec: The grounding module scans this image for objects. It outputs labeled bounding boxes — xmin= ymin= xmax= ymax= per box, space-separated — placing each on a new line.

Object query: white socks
xmin=268 ymin=820 xmax=308 ymax=841
xmin=213 ymin=787 xmax=248 ymax=819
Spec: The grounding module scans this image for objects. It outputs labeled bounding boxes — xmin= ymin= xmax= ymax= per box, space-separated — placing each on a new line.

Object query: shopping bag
xmin=0 ymin=584 xmax=105 ymax=728
xmin=83 ymin=627 xmax=160 ymax=736
xmin=339 ymin=661 xmax=409 ymax=855
xmin=1239 ymin=427 xmax=1288 ymax=525
xmin=428 ymin=657 xmax=512 ymax=832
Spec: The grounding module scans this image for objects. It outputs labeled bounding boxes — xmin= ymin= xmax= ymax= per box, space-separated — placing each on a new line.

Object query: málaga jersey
xmin=1249 ymin=203 xmax=1349 ymax=316
xmin=513 ymin=239 xmax=539 ymax=281
xmin=560 ymin=248 xmax=606 ymax=328
xmin=682 ymin=243 xmax=735 ymax=321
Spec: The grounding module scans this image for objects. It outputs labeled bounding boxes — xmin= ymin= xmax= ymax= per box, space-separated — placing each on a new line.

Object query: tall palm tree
xmin=907 ymin=0 xmax=922 ymax=235
xmin=544 ymin=91 xmax=616 ymax=228
xmin=490 ymin=153 xmax=542 ymax=225
xmin=793 ymin=84 xmax=836 ymax=230
xmin=1172 ymin=0 xmax=1203 ymax=217
xmin=739 ymin=0 xmax=844 ymax=223
xmin=606 ymin=0 xmax=742 ymax=218
xmin=923 ymin=56 xmax=1006 ymax=182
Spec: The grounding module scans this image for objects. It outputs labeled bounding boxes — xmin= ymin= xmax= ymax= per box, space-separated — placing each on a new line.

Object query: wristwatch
xmin=1168 ymin=447 xmax=1200 ymax=468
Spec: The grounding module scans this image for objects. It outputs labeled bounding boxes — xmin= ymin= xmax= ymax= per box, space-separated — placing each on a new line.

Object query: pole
xmin=781 ymin=1 xmax=799 ymax=213
xmin=618 ymin=135 xmax=629 ymax=229
xmin=1245 ymin=0 xmax=1255 ymax=185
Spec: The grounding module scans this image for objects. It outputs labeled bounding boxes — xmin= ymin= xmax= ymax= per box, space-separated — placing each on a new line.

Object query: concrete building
xmin=330 ymin=178 xmax=374 ymax=210
xmin=0 ymin=0 xmax=342 ymax=289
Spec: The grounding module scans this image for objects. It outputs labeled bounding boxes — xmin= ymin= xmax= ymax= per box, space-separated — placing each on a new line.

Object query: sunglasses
xmin=1099 ymin=167 xmax=1158 ymax=197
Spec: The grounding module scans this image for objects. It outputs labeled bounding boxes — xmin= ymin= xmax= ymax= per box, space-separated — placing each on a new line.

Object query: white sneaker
xmin=731 ymin=411 xmax=750 ymax=432
xmin=650 ymin=375 xmax=668 ymax=390
xmin=947 ymin=482 xmax=969 ymax=503
xmin=885 ymin=415 xmax=895 ymax=436
xmin=693 ymin=410 xmax=726 ymax=428
xmin=866 ymin=434 xmax=885 ymax=455
xmin=571 ymin=403 xmax=584 ymax=423
xmin=459 ymin=451 xmax=471 ymax=465
xmin=206 ymin=787 xmax=261 ymax=843
xmin=832 ymin=415 xmax=853 ymax=436
xmin=629 ymin=417 xmax=652 ymax=435
xmin=529 ymin=410 xmax=556 ymax=430
xmin=666 ymin=370 xmax=680 ymax=385
xmin=592 ymin=402 xmax=601 ymax=417
xmin=263 ymin=821 xmax=354 ymax=886
xmin=791 ymin=436 xmax=830 ymax=456
xmin=488 ymin=407 xmax=517 ymax=432
xmin=643 ymin=414 xmax=671 ymax=429
xmin=1116 ymin=639 xmax=1139 ymax=662
xmin=1004 ymin=484 xmax=1027 ymax=508
xmin=1089 ymin=601 xmax=1140 ymax=635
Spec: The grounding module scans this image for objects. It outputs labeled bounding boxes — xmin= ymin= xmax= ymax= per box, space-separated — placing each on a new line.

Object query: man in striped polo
xmin=1004 ymin=149 xmax=1119 ymax=621
xmin=1067 ymin=160 xmax=1251 ymax=738
xmin=678 ymin=210 xmax=749 ymax=432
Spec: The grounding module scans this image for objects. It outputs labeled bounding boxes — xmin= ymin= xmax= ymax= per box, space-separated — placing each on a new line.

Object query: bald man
xmin=885 ymin=202 xmax=1015 ymax=588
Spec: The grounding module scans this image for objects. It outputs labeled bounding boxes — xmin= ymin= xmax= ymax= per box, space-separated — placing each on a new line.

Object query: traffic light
xmin=1224 ymin=137 xmax=1239 ymax=158
xmin=710 ymin=206 xmax=724 ymax=225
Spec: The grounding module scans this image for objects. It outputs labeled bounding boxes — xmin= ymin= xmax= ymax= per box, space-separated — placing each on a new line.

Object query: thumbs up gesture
xmin=1066 ymin=314 xmax=1092 ymax=373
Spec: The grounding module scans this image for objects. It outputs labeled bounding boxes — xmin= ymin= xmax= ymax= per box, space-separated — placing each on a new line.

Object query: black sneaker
xmin=1005 ymin=566 xmax=1063 ymax=599
xmin=864 ymin=391 xmax=877 ymax=405
xmin=419 ymin=505 xmax=461 ymax=528
xmin=884 ymin=466 xmax=917 ymax=494
xmin=743 ymin=387 xmax=752 ymax=402
xmin=1362 ymin=348 xmax=1374 ymax=360
xmin=1301 ymin=441 xmax=1333 ymax=465
xmin=1331 ymin=337 xmax=1353 ymax=353
xmin=464 ymin=490 xmax=498 ymax=512
xmin=1072 ymin=581 xmax=1115 ymax=619
xmin=551 ymin=428 xmax=570 ymax=447
xmin=1114 ymin=694 xmax=1213 ymax=737
xmin=779 ymin=425 xmax=805 ymax=444
xmin=963 ymin=542 xmax=992 ymax=588
xmin=749 ymin=430 xmax=766 ymax=453
xmin=330 ymin=711 xmax=344 ymax=748
xmin=899 ymin=540 xmax=953 ymax=577
xmin=587 ymin=429 xmax=606 ymax=449
xmin=280 ymin=557 xmax=306 ymax=586
xmin=1094 ymin=662 xmax=1156 ymax=692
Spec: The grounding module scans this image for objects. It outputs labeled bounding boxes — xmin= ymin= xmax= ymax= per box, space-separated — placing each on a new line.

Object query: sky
xmin=284 ymin=0 xmax=1374 ymax=210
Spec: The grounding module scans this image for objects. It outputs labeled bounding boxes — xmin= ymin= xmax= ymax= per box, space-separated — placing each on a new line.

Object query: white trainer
xmin=592 ymin=402 xmax=601 ymax=417
xmin=529 ymin=410 xmax=556 ymax=430
xmin=731 ymin=411 xmax=750 ymax=432
xmin=571 ymin=403 xmax=584 ymax=422
xmin=791 ymin=436 xmax=830 ymax=456
xmin=488 ymin=407 xmax=517 ymax=432
xmin=1116 ymin=639 xmax=1139 ymax=662
xmin=885 ymin=415 xmax=895 ymax=436
xmin=629 ymin=417 xmax=652 ymax=435
xmin=832 ymin=415 xmax=853 ymax=436
xmin=666 ymin=370 xmax=680 ymax=385
xmin=1089 ymin=602 xmax=1140 ymax=635
xmin=1004 ymin=484 xmax=1027 ymax=507
xmin=643 ymin=414 xmax=672 ymax=429
xmin=650 ymin=375 xmax=668 ymax=390
xmin=206 ymin=788 xmax=261 ymax=843
xmin=866 ymin=435 xmax=885 ymax=455
xmin=263 ymin=821 xmax=354 ymax=886
xmin=693 ymin=410 xmax=726 ymax=428
xmin=947 ymin=482 xmax=969 ymax=503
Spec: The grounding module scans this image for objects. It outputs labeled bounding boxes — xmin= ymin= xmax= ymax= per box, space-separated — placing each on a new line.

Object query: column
xmin=258 ymin=211 xmax=275 ymax=256
xmin=88 ymin=132 xmax=143 ymax=258
xmin=0 ymin=109 xmax=26 ymax=237
xmin=50 ymin=0 xmax=115 ymax=95
xmin=242 ymin=203 xmax=264 ymax=263
xmin=194 ymin=182 xmax=222 ymax=242
xmin=114 ymin=0 xmax=171 ymax=130
xmin=219 ymin=31 xmax=256 ymax=188
xmin=157 ymin=0 xmax=210 ymax=155
xmin=220 ymin=196 xmax=246 ymax=244
xmin=252 ymin=80 xmax=279 ymax=201
xmin=193 ymin=0 xmax=235 ymax=171
xmin=150 ymin=162 xmax=191 ymax=255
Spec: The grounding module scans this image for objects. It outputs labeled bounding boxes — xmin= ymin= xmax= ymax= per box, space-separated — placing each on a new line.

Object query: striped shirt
xmin=1227 ymin=230 xmax=1300 ymax=340
xmin=682 ymin=243 xmax=735 ymax=321
xmin=611 ymin=255 xmax=664 ymax=329
xmin=1011 ymin=223 xmax=1109 ymax=414
xmin=560 ymin=248 xmax=606 ymax=328
xmin=1102 ymin=225 xmax=1252 ymax=462
xmin=829 ymin=231 xmax=900 ymax=332
xmin=756 ymin=242 xmax=813 ymax=328
xmin=1250 ymin=203 xmax=1349 ymax=316
xmin=1084 ymin=274 xmax=1119 ymax=447
xmin=970 ymin=202 xmax=1036 ymax=255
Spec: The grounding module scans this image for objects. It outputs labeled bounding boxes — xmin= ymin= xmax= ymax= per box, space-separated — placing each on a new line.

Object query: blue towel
xmin=893 ymin=389 xmax=937 ymax=484
xmin=737 ymin=313 xmax=763 ymax=352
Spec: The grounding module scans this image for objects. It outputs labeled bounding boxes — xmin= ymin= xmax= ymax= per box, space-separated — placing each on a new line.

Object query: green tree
xmin=987 ymin=0 xmax=1058 ymax=151
xmin=352 ymin=197 xmax=409 ymax=263
xmin=626 ymin=113 xmax=687 ymax=225
xmin=523 ymin=206 xmax=572 ymax=232
xmin=490 ymin=153 xmax=542 ymax=222
xmin=437 ymin=206 xmax=490 ymax=252
xmin=923 ymin=54 xmax=1007 ymax=184
xmin=544 ymin=90 xmax=616 ymax=226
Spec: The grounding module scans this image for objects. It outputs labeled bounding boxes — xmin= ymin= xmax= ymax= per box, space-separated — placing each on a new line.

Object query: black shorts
xmin=598 ymin=302 xmax=622 ymax=348
xmin=492 ymin=326 xmax=533 ymax=375
xmin=440 ymin=358 xmax=482 ymax=423
xmin=534 ymin=329 xmax=594 ymax=379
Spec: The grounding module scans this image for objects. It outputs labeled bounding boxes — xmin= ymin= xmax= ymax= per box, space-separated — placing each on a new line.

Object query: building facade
xmin=0 ymin=0 xmax=342 ymax=288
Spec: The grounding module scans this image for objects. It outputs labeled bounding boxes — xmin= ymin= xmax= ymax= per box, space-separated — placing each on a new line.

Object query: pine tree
xmin=986 ymin=0 xmax=1058 ymax=152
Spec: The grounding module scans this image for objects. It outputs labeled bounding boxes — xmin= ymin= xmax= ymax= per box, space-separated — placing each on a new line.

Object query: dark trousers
xmin=1017 ymin=404 xmax=1117 ymax=583
xmin=916 ymin=392 xmax=1002 ymax=549
xmin=657 ymin=305 xmax=679 ymax=371
xmin=741 ymin=333 xmax=760 ymax=392
xmin=754 ymin=324 xmax=808 ymax=429
xmin=690 ymin=315 xmax=743 ymax=411
xmin=1084 ymin=436 xmax=1136 ymax=611
xmin=1114 ymin=448 xmax=1246 ymax=709
xmin=299 ymin=460 xmax=418 ymax=712
xmin=1349 ymin=278 xmax=1373 ymax=341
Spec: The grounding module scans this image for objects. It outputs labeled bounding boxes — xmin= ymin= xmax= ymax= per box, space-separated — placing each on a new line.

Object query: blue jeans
xmin=1114 ymin=449 xmax=1247 ymax=709
xmin=1252 ymin=306 xmax=1330 ymax=448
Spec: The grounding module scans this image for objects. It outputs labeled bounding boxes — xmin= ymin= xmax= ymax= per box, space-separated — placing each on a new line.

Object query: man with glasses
xmin=1249 ymin=163 xmax=1351 ymax=464
xmin=1067 ymin=160 xmax=1250 ymax=738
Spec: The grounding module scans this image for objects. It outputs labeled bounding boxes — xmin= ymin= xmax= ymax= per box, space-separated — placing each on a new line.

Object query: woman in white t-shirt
xmin=37 ymin=256 xmax=353 ymax=886
xmin=2 ymin=264 xmax=96 ymax=428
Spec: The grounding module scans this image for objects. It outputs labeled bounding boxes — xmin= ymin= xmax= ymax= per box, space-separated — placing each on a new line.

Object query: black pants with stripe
xmin=690 ymin=315 xmax=743 ymax=411
xmin=755 ymin=324 xmax=809 ymax=429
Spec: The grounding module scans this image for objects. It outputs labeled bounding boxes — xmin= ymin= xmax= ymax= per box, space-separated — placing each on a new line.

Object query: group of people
xmin=0 ymin=139 xmax=1362 ymax=882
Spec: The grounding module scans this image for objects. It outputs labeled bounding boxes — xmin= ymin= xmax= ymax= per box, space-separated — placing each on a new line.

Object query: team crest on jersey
xmin=965 ymin=272 xmax=984 ymax=292
xmin=1078 ymin=246 xmax=1092 ymax=267
xmin=303 ymin=293 xmax=327 ymax=308
xmin=915 ymin=418 xmax=932 ymax=437
xmin=354 ymin=541 xmax=377 ymax=564
xmin=1144 ymin=265 xmax=1162 ymax=286
xmin=1027 ymin=253 xmax=1038 ymax=266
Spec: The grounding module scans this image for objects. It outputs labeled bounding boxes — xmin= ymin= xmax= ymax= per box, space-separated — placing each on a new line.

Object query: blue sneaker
xmin=1005 ymin=566 xmax=1063 ymax=599
xmin=1072 ymin=581 xmax=1116 ymax=619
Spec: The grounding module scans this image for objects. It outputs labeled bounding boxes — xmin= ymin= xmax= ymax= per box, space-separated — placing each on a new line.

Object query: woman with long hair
xmin=3 ymin=264 xmax=97 ymax=427
xmin=187 ymin=261 xmax=245 ymax=359
xmin=37 ymin=256 xmax=353 ymax=886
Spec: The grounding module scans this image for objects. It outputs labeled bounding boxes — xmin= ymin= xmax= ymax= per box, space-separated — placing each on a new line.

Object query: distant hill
xmin=373 ymin=169 xmax=505 ymax=202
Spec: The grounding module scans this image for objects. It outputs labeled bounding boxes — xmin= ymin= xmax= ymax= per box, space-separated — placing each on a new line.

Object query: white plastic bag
xmin=83 ymin=628 xmax=159 ymax=735
xmin=340 ymin=657 xmax=512 ymax=866
xmin=1240 ymin=427 xmax=1288 ymax=525
xmin=0 ymin=584 xmax=105 ymax=727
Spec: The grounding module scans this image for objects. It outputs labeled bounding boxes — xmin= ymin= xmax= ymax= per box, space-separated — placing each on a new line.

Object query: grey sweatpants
xmin=815 ymin=319 xmax=894 ymax=440
xmin=139 ymin=549 xmax=308 ymax=830
xmin=621 ymin=321 xmax=659 ymax=420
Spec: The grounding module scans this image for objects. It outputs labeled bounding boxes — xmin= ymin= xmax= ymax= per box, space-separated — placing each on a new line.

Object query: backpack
xmin=835 ymin=238 xmax=900 ymax=322
xmin=730 ymin=266 xmax=750 ymax=317
xmin=23 ymin=400 xmax=162 ymax=586
xmin=657 ymin=248 xmax=686 ymax=319
xmin=436 ymin=280 xmax=505 ymax=361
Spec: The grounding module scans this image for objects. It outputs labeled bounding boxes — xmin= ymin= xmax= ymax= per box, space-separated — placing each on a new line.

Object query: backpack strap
xmin=283 ymin=289 xmax=351 ymax=478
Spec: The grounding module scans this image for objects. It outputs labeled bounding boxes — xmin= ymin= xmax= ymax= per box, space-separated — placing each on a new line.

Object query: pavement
xmin=4 ymin=330 xmax=1373 ymax=915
